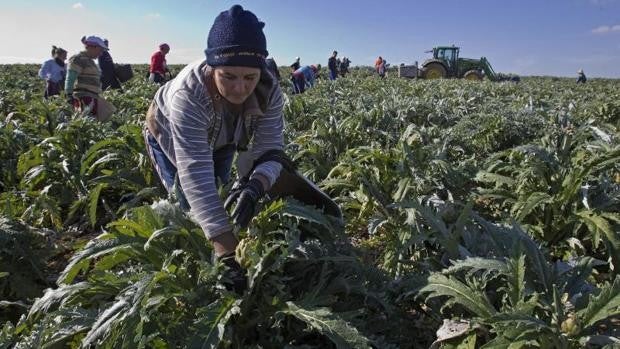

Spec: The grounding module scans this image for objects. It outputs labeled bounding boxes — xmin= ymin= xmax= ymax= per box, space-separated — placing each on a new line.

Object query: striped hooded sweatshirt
xmin=147 ymin=60 xmax=284 ymax=239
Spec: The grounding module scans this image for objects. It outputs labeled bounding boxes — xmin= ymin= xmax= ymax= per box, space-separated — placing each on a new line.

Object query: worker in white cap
xmin=65 ymin=35 xmax=110 ymax=117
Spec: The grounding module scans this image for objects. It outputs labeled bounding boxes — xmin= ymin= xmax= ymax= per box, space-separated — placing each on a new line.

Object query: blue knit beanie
xmin=205 ymin=5 xmax=268 ymax=68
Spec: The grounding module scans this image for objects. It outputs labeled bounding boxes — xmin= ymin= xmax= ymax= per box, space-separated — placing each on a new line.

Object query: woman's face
xmin=56 ymin=52 xmax=67 ymax=61
xmin=213 ymin=66 xmax=261 ymax=105
xmin=85 ymin=45 xmax=103 ymax=59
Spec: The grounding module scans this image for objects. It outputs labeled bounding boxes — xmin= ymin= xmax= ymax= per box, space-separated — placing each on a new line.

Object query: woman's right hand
xmin=218 ymin=251 xmax=247 ymax=293
xmin=212 ymin=232 xmax=247 ymax=293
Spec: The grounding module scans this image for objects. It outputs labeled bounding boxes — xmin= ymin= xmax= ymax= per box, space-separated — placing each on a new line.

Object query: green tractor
xmin=421 ymin=46 xmax=518 ymax=82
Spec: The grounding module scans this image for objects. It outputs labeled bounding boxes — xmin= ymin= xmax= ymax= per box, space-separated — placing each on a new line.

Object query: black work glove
xmin=224 ymin=178 xmax=265 ymax=228
xmin=218 ymin=252 xmax=247 ymax=294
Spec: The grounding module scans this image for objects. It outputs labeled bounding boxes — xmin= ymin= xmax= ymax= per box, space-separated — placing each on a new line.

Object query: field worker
xmin=328 ymin=51 xmax=338 ymax=80
xmin=99 ymin=39 xmax=122 ymax=91
xmin=291 ymin=65 xmax=318 ymax=94
xmin=577 ymin=69 xmax=587 ymax=84
xmin=314 ymin=64 xmax=322 ymax=79
xmin=290 ymin=56 xmax=300 ymax=71
xmin=144 ymin=5 xmax=340 ymax=293
xmin=38 ymin=46 xmax=67 ymax=98
xmin=336 ymin=58 xmax=342 ymax=77
xmin=339 ymin=57 xmax=350 ymax=77
xmin=65 ymin=36 xmax=107 ymax=115
xmin=375 ymin=56 xmax=386 ymax=78
xmin=266 ymin=57 xmax=280 ymax=80
xmin=375 ymin=56 xmax=382 ymax=74
xmin=149 ymin=43 xmax=170 ymax=85
xmin=382 ymin=58 xmax=388 ymax=77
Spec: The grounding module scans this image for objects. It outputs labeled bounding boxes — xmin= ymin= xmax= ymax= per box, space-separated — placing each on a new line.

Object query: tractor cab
xmin=433 ymin=46 xmax=459 ymax=75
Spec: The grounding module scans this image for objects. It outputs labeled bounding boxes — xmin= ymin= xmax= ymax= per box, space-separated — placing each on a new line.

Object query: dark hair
xmin=51 ymin=45 xmax=67 ymax=57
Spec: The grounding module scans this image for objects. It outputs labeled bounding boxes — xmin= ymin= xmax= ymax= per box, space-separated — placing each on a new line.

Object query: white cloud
xmin=145 ymin=13 xmax=161 ymax=20
xmin=72 ymin=3 xmax=84 ymax=9
xmin=591 ymin=24 xmax=620 ymax=34
xmin=592 ymin=26 xmax=610 ymax=34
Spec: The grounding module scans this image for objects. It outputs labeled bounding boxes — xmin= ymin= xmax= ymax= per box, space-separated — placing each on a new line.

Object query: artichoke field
xmin=0 ymin=64 xmax=618 ymax=348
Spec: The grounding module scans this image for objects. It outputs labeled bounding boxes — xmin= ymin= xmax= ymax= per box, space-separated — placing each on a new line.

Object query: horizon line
xmin=1 ymin=62 xmax=618 ymax=79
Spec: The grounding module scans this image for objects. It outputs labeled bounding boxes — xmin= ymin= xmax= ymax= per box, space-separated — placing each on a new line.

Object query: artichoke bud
xmin=236 ymin=237 xmax=258 ymax=269
xmin=560 ymin=313 xmax=580 ymax=336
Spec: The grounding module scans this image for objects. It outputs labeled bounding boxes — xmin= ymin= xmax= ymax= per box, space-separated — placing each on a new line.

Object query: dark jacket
xmin=99 ymin=51 xmax=121 ymax=91
xmin=577 ymin=73 xmax=587 ymax=84
xmin=328 ymin=56 xmax=337 ymax=72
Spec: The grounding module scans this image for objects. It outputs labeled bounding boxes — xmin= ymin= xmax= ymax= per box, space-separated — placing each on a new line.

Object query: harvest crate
xmin=398 ymin=65 xmax=419 ymax=78
xmin=114 ymin=64 xmax=134 ymax=83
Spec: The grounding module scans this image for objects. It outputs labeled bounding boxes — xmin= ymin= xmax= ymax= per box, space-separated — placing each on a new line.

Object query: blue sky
xmin=1 ymin=0 xmax=619 ymax=77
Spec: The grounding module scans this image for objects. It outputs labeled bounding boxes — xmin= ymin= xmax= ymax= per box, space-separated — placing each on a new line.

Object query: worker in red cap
xmin=149 ymin=43 xmax=170 ymax=85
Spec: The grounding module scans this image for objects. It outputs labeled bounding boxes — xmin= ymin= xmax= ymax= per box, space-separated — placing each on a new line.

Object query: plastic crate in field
xmin=114 ymin=64 xmax=134 ymax=83
xmin=399 ymin=65 xmax=419 ymax=78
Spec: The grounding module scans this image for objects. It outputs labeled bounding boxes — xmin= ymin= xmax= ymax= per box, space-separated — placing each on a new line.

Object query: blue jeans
xmin=145 ymin=130 xmax=235 ymax=211
xmin=292 ymin=74 xmax=306 ymax=94
xmin=329 ymin=70 xmax=337 ymax=80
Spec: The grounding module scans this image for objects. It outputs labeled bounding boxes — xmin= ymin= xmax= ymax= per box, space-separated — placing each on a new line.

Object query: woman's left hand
xmin=224 ymin=178 xmax=265 ymax=228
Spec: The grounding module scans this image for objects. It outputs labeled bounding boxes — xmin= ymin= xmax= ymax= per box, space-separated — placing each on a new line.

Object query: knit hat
xmin=205 ymin=5 xmax=268 ymax=68
xmin=159 ymin=43 xmax=170 ymax=51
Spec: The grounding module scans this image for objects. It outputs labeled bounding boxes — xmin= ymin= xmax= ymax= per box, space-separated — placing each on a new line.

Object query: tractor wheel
xmin=422 ymin=63 xmax=447 ymax=79
xmin=463 ymin=70 xmax=483 ymax=81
